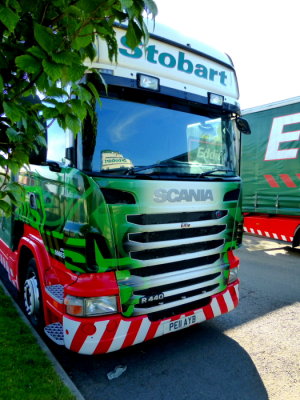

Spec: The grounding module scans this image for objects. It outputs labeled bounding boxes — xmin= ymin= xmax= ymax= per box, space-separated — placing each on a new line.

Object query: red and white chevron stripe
xmin=63 ymin=282 xmax=239 ymax=355
xmin=264 ymin=173 xmax=300 ymax=188
xmin=244 ymin=217 xmax=294 ymax=242
xmin=243 ymin=226 xmax=293 ymax=242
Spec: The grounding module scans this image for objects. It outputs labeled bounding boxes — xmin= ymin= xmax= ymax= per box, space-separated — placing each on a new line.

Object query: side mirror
xmin=236 ymin=117 xmax=251 ymax=134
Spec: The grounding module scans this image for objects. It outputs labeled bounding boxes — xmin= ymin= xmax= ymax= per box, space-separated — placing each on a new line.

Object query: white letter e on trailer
xmin=265 ymin=113 xmax=300 ymax=161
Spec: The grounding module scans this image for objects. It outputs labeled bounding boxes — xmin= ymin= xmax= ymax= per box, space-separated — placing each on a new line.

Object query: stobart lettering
xmin=154 ymin=188 xmax=213 ymax=203
xmin=119 ymin=36 xmax=228 ymax=86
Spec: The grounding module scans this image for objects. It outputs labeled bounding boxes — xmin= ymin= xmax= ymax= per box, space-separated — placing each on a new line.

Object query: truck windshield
xmin=81 ymin=97 xmax=238 ymax=178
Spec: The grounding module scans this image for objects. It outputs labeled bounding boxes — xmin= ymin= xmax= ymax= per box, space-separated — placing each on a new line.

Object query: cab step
xmin=44 ymin=323 xmax=64 ymax=345
xmin=45 ymin=284 xmax=64 ymax=304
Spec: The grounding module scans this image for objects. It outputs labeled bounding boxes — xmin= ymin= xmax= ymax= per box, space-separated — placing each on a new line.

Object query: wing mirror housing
xmin=236 ymin=117 xmax=251 ymax=134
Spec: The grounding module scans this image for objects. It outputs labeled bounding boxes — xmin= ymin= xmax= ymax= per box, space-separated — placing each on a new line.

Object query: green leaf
xmin=120 ymin=0 xmax=133 ymax=8
xmin=42 ymin=60 xmax=63 ymax=81
xmin=43 ymin=98 xmax=60 ymax=107
xmin=55 ymin=102 xmax=69 ymax=114
xmin=36 ymin=72 xmax=50 ymax=91
xmin=6 ymin=182 xmax=24 ymax=202
xmin=43 ymin=107 xmax=59 ymax=120
xmin=110 ymin=8 xmax=127 ymax=22
xmin=7 ymin=0 xmax=22 ymax=13
xmin=6 ymin=127 xmax=19 ymax=140
xmin=15 ymin=55 xmax=41 ymax=74
xmin=34 ymin=23 xmax=61 ymax=53
xmin=66 ymin=5 xmax=84 ymax=17
xmin=28 ymin=46 xmax=46 ymax=59
xmin=143 ymin=0 xmax=158 ymax=16
xmin=87 ymin=82 xmax=100 ymax=103
xmin=45 ymin=86 xmax=69 ymax=98
xmin=3 ymin=102 xmax=24 ymax=122
xmin=6 ymin=159 xmax=21 ymax=174
xmin=76 ymin=0 xmax=108 ymax=13
xmin=34 ymin=119 xmax=46 ymax=132
xmin=73 ymin=84 xmax=92 ymax=102
xmin=98 ymin=72 xmax=108 ymax=94
xmin=72 ymin=24 xmax=94 ymax=50
xmin=0 ymin=5 xmax=19 ymax=32
xmin=51 ymin=51 xmax=74 ymax=66
xmin=70 ymin=99 xmax=87 ymax=120
xmin=126 ymin=20 xmax=142 ymax=49
xmin=65 ymin=114 xmax=81 ymax=134
xmin=126 ymin=3 xmax=140 ymax=19
xmin=35 ymin=135 xmax=47 ymax=147
xmin=0 ymin=199 xmax=11 ymax=216
xmin=84 ymin=43 xmax=96 ymax=62
xmin=61 ymin=64 xmax=86 ymax=83
xmin=141 ymin=19 xmax=150 ymax=44
xmin=21 ymin=117 xmax=27 ymax=130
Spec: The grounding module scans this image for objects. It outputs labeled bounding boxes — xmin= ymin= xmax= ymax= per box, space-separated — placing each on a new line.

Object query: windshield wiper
xmin=123 ymin=163 xmax=181 ymax=175
xmin=98 ymin=165 xmax=236 ymax=179
xmin=198 ymin=168 xmax=235 ymax=177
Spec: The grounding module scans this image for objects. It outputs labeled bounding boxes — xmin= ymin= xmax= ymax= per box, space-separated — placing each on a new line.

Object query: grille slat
xmin=130 ymin=239 xmax=224 ymax=260
xmin=132 ymin=284 xmax=221 ymax=315
xmin=131 ymin=254 xmax=220 ymax=277
xmin=136 ymin=284 xmax=219 ymax=308
xmin=134 ymin=272 xmax=221 ymax=296
xmin=127 ymin=233 xmax=225 ymax=252
xmin=129 ymin=225 xmax=226 ymax=243
xmin=127 ymin=210 xmax=227 ymax=225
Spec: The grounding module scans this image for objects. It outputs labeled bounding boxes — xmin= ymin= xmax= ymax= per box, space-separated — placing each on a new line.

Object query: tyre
xmin=23 ymin=258 xmax=44 ymax=329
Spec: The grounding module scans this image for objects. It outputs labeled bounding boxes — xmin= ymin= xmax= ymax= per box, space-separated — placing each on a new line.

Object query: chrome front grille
xmin=121 ymin=210 xmax=228 ymax=318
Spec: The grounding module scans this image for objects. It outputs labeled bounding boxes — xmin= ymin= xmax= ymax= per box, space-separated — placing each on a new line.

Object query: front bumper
xmin=63 ymin=280 xmax=239 ymax=355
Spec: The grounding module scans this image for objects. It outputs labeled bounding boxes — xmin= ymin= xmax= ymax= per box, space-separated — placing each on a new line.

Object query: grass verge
xmin=0 ymin=284 xmax=76 ymax=400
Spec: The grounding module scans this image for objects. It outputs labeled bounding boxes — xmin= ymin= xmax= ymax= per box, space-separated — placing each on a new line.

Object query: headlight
xmin=228 ymin=267 xmax=239 ymax=284
xmin=64 ymin=295 xmax=118 ymax=317
xmin=227 ymin=250 xmax=239 ymax=283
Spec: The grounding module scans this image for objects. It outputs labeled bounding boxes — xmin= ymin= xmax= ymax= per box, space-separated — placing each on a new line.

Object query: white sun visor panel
xmin=86 ymin=28 xmax=239 ymax=103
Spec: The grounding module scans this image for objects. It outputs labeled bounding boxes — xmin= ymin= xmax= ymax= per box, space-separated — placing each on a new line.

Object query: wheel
xmin=23 ymin=258 xmax=44 ymax=329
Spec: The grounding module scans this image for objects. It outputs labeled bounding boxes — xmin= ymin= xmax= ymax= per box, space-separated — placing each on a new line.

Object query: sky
xmin=154 ymin=0 xmax=300 ymax=110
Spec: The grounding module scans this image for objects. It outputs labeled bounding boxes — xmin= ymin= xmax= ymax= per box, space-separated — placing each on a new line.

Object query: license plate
xmin=163 ymin=314 xmax=199 ymax=334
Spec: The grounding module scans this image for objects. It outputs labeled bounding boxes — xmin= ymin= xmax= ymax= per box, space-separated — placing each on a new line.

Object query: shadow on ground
xmin=49 ymin=321 xmax=268 ymax=400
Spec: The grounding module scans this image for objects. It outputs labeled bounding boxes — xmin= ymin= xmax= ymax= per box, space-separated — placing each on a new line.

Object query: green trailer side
xmin=241 ymin=98 xmax=300 ymax=216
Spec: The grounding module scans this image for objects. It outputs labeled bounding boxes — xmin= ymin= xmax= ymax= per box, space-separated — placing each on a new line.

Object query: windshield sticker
xmin=102 ymin=150 xmax=133 ymax=170
xmin=187 ymin=121 xmax=223 ymax=165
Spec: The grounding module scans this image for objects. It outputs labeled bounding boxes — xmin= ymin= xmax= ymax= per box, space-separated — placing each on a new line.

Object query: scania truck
xmin=242 ymin=98 xmax=300 ymax=247
xmin=0 ymin=24 xmax=249 ymax=354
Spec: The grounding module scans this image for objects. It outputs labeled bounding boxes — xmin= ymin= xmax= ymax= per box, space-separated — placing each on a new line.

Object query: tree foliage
xmin=0 ymin=0 xmax=157 ymax=214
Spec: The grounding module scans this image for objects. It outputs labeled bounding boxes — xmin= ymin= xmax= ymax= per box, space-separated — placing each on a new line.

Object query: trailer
xmin=242 ymin=97 xmax=300 ymax=246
